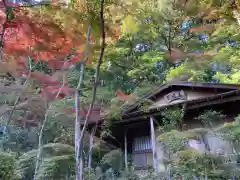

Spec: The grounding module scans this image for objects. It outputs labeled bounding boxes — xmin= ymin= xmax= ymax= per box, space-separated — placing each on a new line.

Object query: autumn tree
xmin=0 ymin=0 xmax=140 ymax=180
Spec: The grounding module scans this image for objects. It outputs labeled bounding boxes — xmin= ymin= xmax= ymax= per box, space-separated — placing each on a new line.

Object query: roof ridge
xmin=123 ymin=81 xmax=240 ymax=114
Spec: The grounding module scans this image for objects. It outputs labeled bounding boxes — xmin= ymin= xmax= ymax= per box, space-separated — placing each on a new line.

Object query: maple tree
xmin=0 ymin=0 xmax=126 ymax=179
xmin=0 ymin=0 xmax=240 ymax=179
xmin=0 ymin=0 xmax=126 ymax=103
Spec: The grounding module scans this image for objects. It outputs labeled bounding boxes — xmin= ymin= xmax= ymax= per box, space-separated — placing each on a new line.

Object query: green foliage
xmin=17 ymin=143 xmax=74 ymax=180
xmin=100 ymin=149 xmax=123 ymax=172
xmin=157 ymin=128 xmax=208 ymax=154
xmin=118 ymin=168 xmax=140 ymax=180
xmin=0 ymin=151 xmax=20 ymax=180
xmin=1 ymin=0 xmax=240 ymax=179
xmin=160 ymin=106 xmax=185 ymax=131
xmin=171 ymin=148 xmax=233 ymax=179
xmin=121 ymin=15 xmax=139 ymax=35
xmin=36 ymin=155 xmax=75 ymax=180
xmin=0 ymin=122 xmax=38 ymax=155
xmin=214 ymin=69 xmax=240 ymax=84
xmin=216 ymin=115 xmax=240 ymax=143
xmin=0 ymin=92 xmax=18 ymax=106
xmin=165 ymin=64 xmax=192 ymax=82
xmin=84 ymin=168 xmax=99 ymax=180
xmin=212 ymin=45 xmax=240 ymax=69
xmin=138 ymin=98 xmax=154 ymax=113
xmin=17 ymin=149 xmax=38 ymax=180
xmin=196 ymin=110 xmax=226 ymax=128
xmin=28 ymin=58 xmax=52 ymax=74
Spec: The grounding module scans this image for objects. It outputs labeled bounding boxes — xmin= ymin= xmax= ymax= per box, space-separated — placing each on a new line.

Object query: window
xmin=132 ymin=136 xmax=152 ymax=169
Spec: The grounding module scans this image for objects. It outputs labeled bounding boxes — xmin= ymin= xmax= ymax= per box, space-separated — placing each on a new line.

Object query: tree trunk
xmin=33 ymin=87 xmax=63 ymax=180
xmin=75 ymin=63 xmax=85 ymax=180
xmin=88 ymin=128 xmax=94 ymax=168
xmin=74 ymin=0 xmax=105 ymax=178
xmin=75 ymin=90 xmax=82 ymax=180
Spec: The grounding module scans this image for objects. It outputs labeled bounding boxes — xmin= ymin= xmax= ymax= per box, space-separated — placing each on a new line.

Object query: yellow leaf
xmin=121 ymin=15 xmax=139 ymax=34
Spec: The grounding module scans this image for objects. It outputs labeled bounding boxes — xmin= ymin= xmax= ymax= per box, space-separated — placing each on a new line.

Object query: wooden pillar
xmin=88 ymin=128 xmax=94 ymax=168
xmin=150 ymin=116 xmax=157 ymax=171
xmin=124 ymin=130 xmax=128 ymax=169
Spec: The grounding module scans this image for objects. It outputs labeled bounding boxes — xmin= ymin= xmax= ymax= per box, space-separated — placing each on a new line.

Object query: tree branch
xmin=76 ymin=0 xmax=105 ymax=178
xmin=79 ymin=0 xmax=105 ymax=143
xmin=168 ymin=20 xmax=172 ymax=54
xmin=74 ymin=24 xmax=91 ymax=180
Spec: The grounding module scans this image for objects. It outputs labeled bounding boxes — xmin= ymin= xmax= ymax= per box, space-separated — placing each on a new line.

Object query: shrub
xmin=101 ymin=149 xmax=123 ymax=172
xmin=196 ymin=110 xmax=226 ymax=127
xmin=171 ymin=148 xmax=235 ymax=179
xmin=0 ymin=151 xmax=20 ymax=180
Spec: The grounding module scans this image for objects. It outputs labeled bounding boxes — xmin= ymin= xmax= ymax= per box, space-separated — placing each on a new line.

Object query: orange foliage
xmin=0 ymin=1 xmax=121 ymax=103
xmin=29 ymin=71 xmax=74 ymax=100
xmin=0 ymin=5 xmax=119 ymax=71
xmin=1 ymin=8 xmax=83 ymax=62
xmin=40 ymin=83 xmax=74 ymax=100
xmin=116 ymin=88 xmax=135 ymax=101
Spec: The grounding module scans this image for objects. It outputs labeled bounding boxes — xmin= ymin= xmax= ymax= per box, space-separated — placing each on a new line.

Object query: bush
xmin=196 ymin=110 xmax=226 ymax=127
xmin=216 ymin=114 xmax=240 ymax=142
xmin=171 ymin=148 xmax=234 ymax=179
xmin=0 ymin=151 xmax=20 ymax=180
xmin=157 ymin=128 xmax=208 ymax=154
xmin=101 ymin=149 xmax=123 ymax=172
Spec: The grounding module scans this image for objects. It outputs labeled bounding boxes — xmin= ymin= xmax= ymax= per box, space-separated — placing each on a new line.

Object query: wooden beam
xmin=124 ymin=131 xmax=128 ymax=169
xmin=187 ymin=96 xmax=240 ymax=110
xmin=150 ymin=116 xmax=157 ymax=171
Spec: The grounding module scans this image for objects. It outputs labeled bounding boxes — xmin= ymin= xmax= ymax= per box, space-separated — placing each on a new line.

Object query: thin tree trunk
xmin=75 ymin=64 xmax=85 ymax=180
xmin=88 ymin=128 xmax=94 ymax=168
xmin=77 ymin=1 xmax=106 ymax=178
xmin=33 ymin=85 xmax=64 ymax=180
xmin=74 ymin=24 xmax=91 ymax=180
xmin=75 ymin=90 xmax=81 ymax=180
xmin=124 ymin=131 xmax=128 ymax=169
